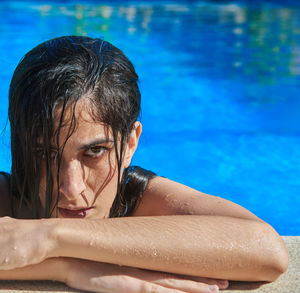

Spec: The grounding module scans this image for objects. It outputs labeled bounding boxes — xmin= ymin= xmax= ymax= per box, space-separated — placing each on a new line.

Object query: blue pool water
xmin=0 ymin=0 xmax=299 ymax=235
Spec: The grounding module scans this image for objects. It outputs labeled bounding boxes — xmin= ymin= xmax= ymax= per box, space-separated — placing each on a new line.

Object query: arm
xmin=0 ymin=178 xmax=287 ymax=281
xmin=0 ymin=215 xmax=285 ymax=281
xmin=0 ymin=257 xmax=227 ymax=293
xmin=0 ymin=258 xmax=66 ymax=282
xmin=0 ymin=178 xmax=288 ymax=282
xmin=53 ymin=177 xmax=287 ymax=281
xmin=52 ymin=215 xmax=286 ymax=282
xmin=133 ymin=177 xmax=263 ymax=220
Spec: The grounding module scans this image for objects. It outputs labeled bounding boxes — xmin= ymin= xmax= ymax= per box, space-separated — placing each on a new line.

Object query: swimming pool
xmin=0 ymin=0 xmax=299 ymax=235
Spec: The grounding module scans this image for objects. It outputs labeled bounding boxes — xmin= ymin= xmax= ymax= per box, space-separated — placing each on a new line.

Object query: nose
xmin=59 ymin=159 xmax=86 ymax=200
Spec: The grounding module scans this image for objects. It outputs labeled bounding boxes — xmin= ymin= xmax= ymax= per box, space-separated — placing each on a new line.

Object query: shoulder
xmin=132 ymin=176 xmax=207 ymax=216
xmin=0 ymin=172 xmax=12 ymax=216
xmin=132 ymin=176 xmax=261 ymax=221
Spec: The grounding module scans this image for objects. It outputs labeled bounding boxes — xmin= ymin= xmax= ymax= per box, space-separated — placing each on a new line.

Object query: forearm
xmin=50 ymin=215 xmax=288 ymax=282
xmin=0 ymin=257 xmax=229 ymax=293
xmin=0 ymin=257 xmax=67 ymax=282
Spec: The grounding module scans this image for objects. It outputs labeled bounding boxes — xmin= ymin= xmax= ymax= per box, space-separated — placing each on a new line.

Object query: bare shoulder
xmin=0 ymin=173 xmax=11 ymax=216
xmin=132 ymin=176 xmax=214 ymax=216
xmin=132 ymin=176 xmax=261 ymax=221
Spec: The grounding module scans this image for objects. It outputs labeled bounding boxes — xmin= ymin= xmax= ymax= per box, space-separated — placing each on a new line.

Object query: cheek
xmin=86 ymin=152 xmax=120 ymax=214
xmin=87 ymin=151 xmax=118 ymax=194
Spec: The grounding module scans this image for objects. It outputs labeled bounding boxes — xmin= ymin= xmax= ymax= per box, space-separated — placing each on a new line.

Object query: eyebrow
xmin=36 ymin=138 xmax=114 ymax=150
xmin=78 ymin=138 xmax=114 ymax=150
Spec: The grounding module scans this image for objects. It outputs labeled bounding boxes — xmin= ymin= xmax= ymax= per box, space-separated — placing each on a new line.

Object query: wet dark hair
xmin=8 ymin=36 xmax=155 ymax=219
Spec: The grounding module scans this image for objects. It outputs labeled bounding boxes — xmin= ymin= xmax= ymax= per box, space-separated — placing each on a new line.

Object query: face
xmin=38 ymin=98 xmax=141 ymax=219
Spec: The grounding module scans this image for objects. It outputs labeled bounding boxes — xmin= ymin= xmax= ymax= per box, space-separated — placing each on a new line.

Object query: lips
xmin=58 ymin=207 xmax=93 ymax=218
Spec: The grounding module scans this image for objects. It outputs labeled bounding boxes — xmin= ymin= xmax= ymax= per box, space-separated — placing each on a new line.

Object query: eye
xmin=84 ymin=146 xmax=107 ymax=158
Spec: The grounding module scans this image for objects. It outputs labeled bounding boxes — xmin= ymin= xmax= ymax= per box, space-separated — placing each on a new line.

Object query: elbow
xmin=266 ymin=244 xmax=289 ymax=282
xmin=258 ymin=222 xmax=289 ymax=282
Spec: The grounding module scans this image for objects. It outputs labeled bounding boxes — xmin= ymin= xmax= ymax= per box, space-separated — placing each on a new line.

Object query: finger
xmin=97 ymin=275 xmax=193 ymax=293
xmin=66 ymin=263 xmax=211 ymax=293
xmin=181 ymin=277 xmax=229 ymax=290
xmin=117 ymin=268 xmax=220 ymax=293
xmin=169 ymin=273 xmax=229 ymax=290
xmin=153 ymin=277 xmax=220 ymax=293
xmin=127 ymin=278 xmax=201 ymax=293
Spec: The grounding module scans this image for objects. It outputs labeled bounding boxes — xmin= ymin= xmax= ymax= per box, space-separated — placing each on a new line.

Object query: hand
xmin=0 ymin=217 xmax=57 ymax=270
xmin=64 ymin=258 xmax=229 ymax=293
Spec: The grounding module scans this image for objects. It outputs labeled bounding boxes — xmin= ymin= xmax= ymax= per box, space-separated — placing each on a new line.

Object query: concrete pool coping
xmin=0 ymin=236 xmax=298 ymax=293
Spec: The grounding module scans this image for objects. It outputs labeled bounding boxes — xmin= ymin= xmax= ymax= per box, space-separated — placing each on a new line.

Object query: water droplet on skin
xmin=4 ymin=257 xmax=9 ymax=264
xmin=13 ymin=246 xmax=17 ymax=251
xmin=89 ymin=240 xmax=94 ymax=246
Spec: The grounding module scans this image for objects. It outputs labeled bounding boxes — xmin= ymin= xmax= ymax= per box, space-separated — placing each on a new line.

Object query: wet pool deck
xmin=0 ymin=236 xmax=299 ymax=293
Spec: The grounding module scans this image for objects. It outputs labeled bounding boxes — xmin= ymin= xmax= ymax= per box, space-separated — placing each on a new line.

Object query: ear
xmin=123 ymin=121 xmax=142 ymax=168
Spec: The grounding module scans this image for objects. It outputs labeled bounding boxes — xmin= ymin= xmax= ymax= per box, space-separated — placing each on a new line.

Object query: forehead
xmin=51 ymin=97 xmax=112 ymax=144
xmin=53 ymin=96 xmax=94 ymax=122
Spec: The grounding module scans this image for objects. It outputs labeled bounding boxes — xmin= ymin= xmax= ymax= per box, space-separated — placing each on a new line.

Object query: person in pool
xmin=0 ymin=36 xmax=288 ymax=293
